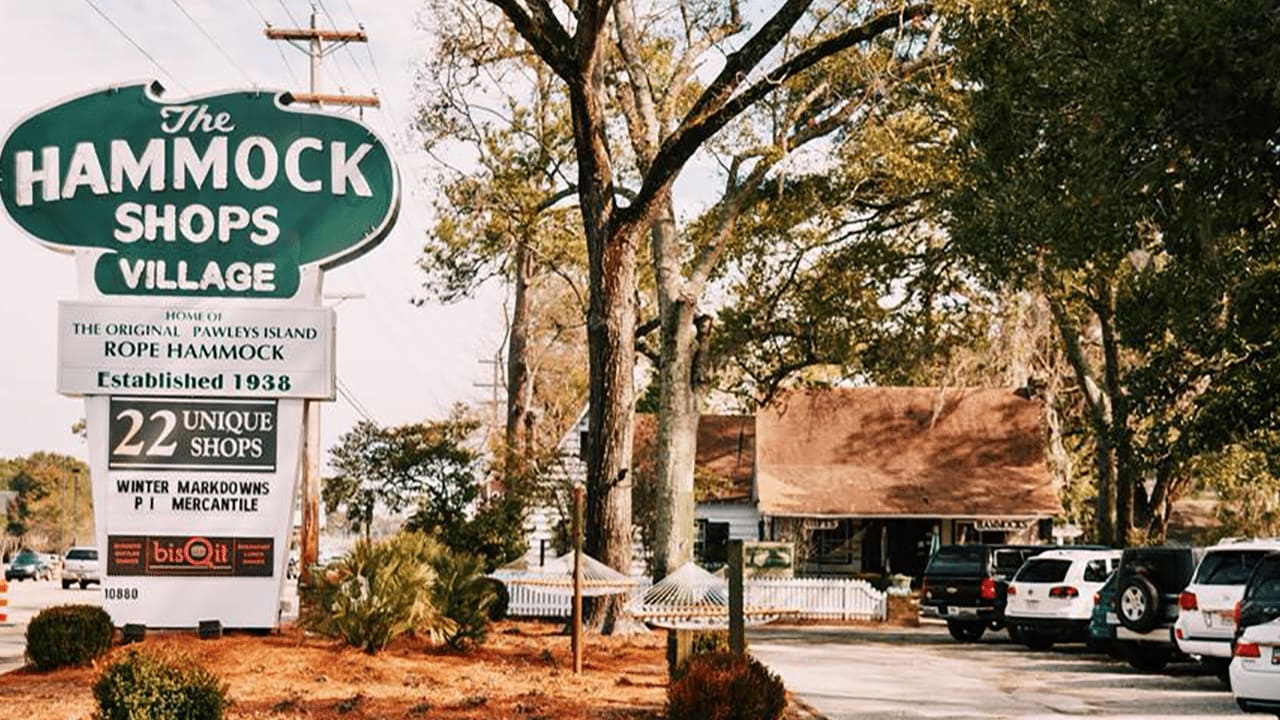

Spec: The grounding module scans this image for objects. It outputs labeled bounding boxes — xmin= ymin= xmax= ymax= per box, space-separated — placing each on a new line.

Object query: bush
xmin=94 ymin=648 xmax=227 ymax=720
xmin=430 ymin=549 xmax=498 ymax=649
xmin=666 ymin=652 xmax=786 ymax=720
xmin=690 ymin=630 xmax=731 ymax=656
xmin=481 ymin=577 xmax=509 ymax=621
xmin=25 ymin=604 xmax=114 ymax=670
xmin=299 ymin=532 xmax=455 ymax=653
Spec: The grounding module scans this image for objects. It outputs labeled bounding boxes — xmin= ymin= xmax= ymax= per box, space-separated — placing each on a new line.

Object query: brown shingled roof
xmin=633 ymin=414 xmax=754 ymax=501
xmin=754 ymin=387 xmax=1060 ymax=517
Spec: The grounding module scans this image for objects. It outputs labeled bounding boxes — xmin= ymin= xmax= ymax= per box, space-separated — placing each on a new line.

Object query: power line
xmin=168 ymin=0 xmax=256 ymax=86
xmin=244 ymin=0 xmax=302 ymax=87
xmin=337 ymin=378 xmax=378 ymax=424
xmin=275 ymin=0 xmax=301 ymax=27
xmin=83 ymin=0 xmax=190 ymax=95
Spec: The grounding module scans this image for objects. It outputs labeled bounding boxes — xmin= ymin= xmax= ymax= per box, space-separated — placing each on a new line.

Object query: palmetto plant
xmin=300 ymin=533 xmax=455 ymax=653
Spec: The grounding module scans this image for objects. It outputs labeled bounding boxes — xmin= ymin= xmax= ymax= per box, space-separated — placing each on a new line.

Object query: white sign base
xmin=88 ymin=395 xmax=303 ymax=628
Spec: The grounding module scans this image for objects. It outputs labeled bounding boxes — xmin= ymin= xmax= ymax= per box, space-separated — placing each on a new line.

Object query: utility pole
xmin=265 ymin=9 xmax=379 ymax=590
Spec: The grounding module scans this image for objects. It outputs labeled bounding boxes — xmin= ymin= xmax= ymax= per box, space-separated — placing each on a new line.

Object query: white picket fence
xmin=494 ymin=574 xmax=887 ymax=622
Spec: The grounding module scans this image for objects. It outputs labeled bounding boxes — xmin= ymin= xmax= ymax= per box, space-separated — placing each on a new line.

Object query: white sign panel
xmin=89 ymin=395 xmax=303 ymax=628
xmin=58 ymin=302 xmax=335 ymax=399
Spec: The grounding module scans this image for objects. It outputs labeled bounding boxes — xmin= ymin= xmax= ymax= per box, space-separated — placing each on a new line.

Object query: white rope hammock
xmin=495 ymin=552 xmax=640 ymax=597
xmin=626 ymin=562 xmax=793 ymax=630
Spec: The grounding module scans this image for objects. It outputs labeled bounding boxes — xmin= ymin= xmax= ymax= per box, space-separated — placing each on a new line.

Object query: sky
xmin=0 ymin=1 xmax=506 ymax=463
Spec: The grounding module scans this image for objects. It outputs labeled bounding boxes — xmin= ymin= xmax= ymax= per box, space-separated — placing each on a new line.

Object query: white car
xmin=1005 ymin=548 xmax=1121 ymax=649
xmin=1175 ymin=539 xmax=1280 ymax=679
xmin=1232 ymin=616 xmax=1280 ymax=714
xmin=61 ymin=545 xmax=101 ymax=589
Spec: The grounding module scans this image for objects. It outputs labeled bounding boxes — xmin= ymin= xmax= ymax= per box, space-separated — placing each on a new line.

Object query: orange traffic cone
xmin=0 ymin=579 xmax=7 ymax=622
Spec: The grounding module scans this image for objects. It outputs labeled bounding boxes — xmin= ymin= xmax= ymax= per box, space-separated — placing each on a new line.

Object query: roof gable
xmin=754 ymin=387 xmax=1060 ymax=517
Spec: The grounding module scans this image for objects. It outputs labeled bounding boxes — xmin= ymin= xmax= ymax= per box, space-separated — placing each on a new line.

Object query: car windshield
xmin=13 ymin=551 xmax=38 ymax=564
xmin=1195 ymin=550 xmax=1269 ymax=585
xmin=1016 ymin=558 xmax=1071 ymax=583
xmin=66 ymin=549 xmax=97 ymax=561
xmin=926 ymin=546 xmax=984 ymax=574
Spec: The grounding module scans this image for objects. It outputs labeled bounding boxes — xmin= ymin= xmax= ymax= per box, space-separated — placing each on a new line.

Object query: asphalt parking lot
xmin=750 ymin=622 xmax=1244 ymax=720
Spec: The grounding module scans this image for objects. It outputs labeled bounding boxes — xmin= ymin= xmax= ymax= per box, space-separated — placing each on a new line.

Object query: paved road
xmin=750 ymin=623 xmax=1242 ymax=720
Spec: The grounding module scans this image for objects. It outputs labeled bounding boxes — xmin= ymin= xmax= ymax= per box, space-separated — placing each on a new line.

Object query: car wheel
xmin=947 ymin=620 xmax=986 ymax=642
xmin=1117 ymin=574 xmax=1162 ymax=633
xmin=1125 ymin=644 xmax=1171 ymax=672
xmin=61 ymin=580 xmax=72 ymax=589
xmin=79 ymin=581 xmax=89 ymax=589
xmin=1008 ymin=625 xmax=1024 ymax=643
xmin=1023 ymin=631 xmax=1054 ymax=651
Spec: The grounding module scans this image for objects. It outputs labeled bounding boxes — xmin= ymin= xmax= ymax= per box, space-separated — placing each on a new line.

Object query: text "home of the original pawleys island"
xmin=9 ymin=104 xmax=376 ymax=293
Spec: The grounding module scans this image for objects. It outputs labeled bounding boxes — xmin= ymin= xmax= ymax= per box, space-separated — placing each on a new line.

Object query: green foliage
xmin=299 ymin=533 xmax=454 ymax=653
xmin=410 ymin=493 xmax=527 ymax=573
xmin=428 ymin=549 xmax=498 ymax=649
xmin=324 ymin=414 xmax=485 ymax=540
xmin=1 ymin=453 xmax=90 ymax=546
xmin=25 ymin=604 xmax=113 ymax=670
xmin=93 ymin=648 xmax=228 ymax=720
xmin=690 ymin=630 xmax=732 ymax=656
xmin=666 ymin=652 xmax=786 ymax=720
xmin=946 ymin=0 xmax=1280 ymax=542
xmin=1194 ymin=434 xmax=1280 ymax=542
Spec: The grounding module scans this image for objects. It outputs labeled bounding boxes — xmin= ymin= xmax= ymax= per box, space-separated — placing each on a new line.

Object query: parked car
xmin=60 ymin=545 xmax=101 ymax=589
xmin=1231 ymin=553 xmax=1280 ymax=714
xmin=920 ymin=544 xmax=1055 ymax=642
xmin=1109 ymin=545 xmax=1203 ymax=671
xmin=4 ymin=549 xmax=54 ymax=582
xmin=1087 ymin=571 xmax=1121 ymax=655
xmin=1005 ymin=548 xmax=1121 ymax=649
xmin=1174 ymin=539 xmax=1280 ymax=682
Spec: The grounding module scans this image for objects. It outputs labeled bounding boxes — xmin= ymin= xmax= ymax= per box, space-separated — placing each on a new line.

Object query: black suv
xmin=921 ymin=544 xmax=1051 ymax=642
xmin=1109 ymin=545 xmax=1203 ymax=671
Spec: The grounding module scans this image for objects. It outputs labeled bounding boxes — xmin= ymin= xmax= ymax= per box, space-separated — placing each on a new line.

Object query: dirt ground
xmin=0 ymin=620 xmax=669 ymax=720
xmin=0 ymin=620 xmax=822 ymax=720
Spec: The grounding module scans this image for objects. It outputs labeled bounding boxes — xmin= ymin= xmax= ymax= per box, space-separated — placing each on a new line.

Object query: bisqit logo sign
xmin=0 ymin=82 xmax=400 ymax=299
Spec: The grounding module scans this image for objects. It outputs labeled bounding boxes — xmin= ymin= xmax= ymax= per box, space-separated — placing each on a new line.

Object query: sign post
xmin=0 ymin=82 xmax=398 ymax=628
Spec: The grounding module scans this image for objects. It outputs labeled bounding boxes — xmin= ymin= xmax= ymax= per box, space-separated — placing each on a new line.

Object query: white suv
xmin=61 ymin=546 xmax=101 ymax=589
xmin=1005 ymin=548 xmax=1121 ymax=649
xmin=1175 ymin=538 xmax=1280 ymax=679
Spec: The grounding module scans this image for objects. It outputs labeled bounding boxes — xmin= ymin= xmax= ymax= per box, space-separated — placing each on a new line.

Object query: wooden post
xmin=666 ymin=629 xmax=693 ymax=677
xmin=729 ymin=539 xmax=745 ymax=655
xmin=571 ymin=485 xmax=584 ymax=674
xmin=299 ymin=401 xmax=321 ymax=590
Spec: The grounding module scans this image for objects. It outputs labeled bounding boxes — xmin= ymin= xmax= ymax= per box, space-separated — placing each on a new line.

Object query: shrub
xmin=666 ymin=652 xmax=786 ymax=720
xmin=690 ymin=630 xmax=731 ymax=656
xmin=299 ymin=532 xmax=455 ymax=653
xmin=481 ymin=576 xmax=509 ymax=621
xmin=429 ymin=549 xmax=498 ymax=649
xmin=93 ymin=648 xmax=228 ymax=720
xmin=25 ymin=604 xmax=114 ymax=670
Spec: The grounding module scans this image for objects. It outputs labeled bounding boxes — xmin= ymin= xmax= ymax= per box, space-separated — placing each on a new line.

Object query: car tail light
xmin=1178 ymin=592 xmax=1198 ymax=611
xmin=980 ymin=577 xmax=997 ymax=600
xmin=1236 ymin=641 xmax=1261 ymax=658
xmin=1049 ymin=586 xmax=1078 ymax=598
xmin=1093 ymin=592 xmax=1102 ymax=606
xmin=1007 ymin=585 xmax=1018 ymax=596
xmin=1175 ymin=627 xmax=1184 ymax=640
xmin=1235 ymin=601 xmax=1243 ymax=625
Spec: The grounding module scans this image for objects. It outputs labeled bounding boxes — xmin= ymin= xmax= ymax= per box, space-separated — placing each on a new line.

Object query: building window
xmin=695 ymin=520 xmax=730 ymax=566
xmin=808 ymin=520 xmax=855 ymax=565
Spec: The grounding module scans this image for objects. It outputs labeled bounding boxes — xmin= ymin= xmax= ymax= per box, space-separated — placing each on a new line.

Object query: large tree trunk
xmin=583 ymin=227 xmax=638 ymax=632
xmin=652 ymin=284 xmax=700 ymax=579
xmin=568 ymin=49 xmax=639 ymax=630
xmin=504 ymin=233 xmax=534 ymax=482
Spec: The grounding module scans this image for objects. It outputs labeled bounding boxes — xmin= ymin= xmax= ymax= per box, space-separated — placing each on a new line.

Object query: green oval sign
xmin=0 ymin=83 xmax=399 ymax=299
